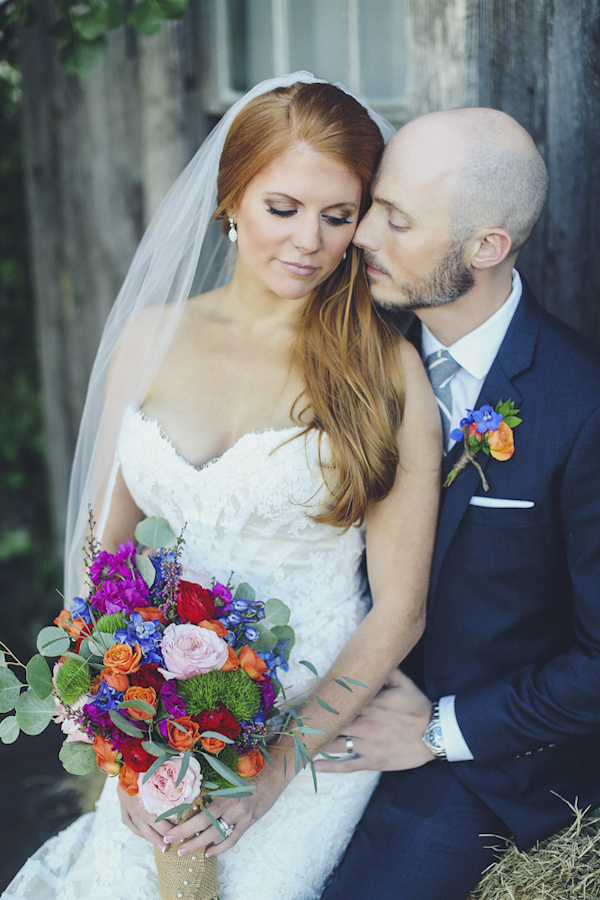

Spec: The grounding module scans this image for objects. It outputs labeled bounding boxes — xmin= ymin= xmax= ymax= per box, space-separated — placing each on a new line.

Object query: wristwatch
xmin=421 ymin=701 xmax=447 ymax=759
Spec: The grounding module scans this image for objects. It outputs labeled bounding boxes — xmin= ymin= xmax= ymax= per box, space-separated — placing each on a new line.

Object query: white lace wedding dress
xmin=3 ymin=406 xmax=379 ymax=900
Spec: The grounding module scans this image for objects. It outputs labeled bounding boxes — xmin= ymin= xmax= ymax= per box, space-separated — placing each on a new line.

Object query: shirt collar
xmin=421 ymin=270 xmax=523 ymax=380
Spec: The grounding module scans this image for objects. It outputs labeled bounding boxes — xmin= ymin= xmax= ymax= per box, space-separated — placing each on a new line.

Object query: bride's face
xmin=233 ymin=146 xmax=362 ymax=302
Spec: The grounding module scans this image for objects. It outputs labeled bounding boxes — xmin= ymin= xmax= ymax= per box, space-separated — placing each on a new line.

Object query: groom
xmin=318 ymin=107 xmax=600 ymax=899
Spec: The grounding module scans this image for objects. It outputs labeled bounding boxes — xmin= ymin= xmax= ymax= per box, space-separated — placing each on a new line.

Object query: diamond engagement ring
xmin=345 ymin=736 xmax=354 ymax=754
xmin=215 ymin=817 xmax=235 ymax=838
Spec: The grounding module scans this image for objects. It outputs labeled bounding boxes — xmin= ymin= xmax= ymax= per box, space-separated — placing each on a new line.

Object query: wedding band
xmin=345 ymin=736 xmax=354 ymax=754
xmin=216 ymin=816 xmax=235 ymax=838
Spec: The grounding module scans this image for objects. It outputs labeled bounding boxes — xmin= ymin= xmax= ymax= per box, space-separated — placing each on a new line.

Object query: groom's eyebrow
xmin=372 ymin=194 xmax=413 ymax=220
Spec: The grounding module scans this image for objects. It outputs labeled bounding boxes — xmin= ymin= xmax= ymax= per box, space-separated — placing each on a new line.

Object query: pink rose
xmin=159 ymin=623 xmax=229 ymax=680
xmin=138 ymin=753 xmax=202 ymax=817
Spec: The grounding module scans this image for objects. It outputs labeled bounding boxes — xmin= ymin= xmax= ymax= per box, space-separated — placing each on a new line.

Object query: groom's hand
xmin=314 ymin=668 xmax=435 ymax=773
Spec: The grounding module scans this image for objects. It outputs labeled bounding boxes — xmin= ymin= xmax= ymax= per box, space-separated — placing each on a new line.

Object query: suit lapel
xmin=428 ymin=283 xmax=542 ymax=604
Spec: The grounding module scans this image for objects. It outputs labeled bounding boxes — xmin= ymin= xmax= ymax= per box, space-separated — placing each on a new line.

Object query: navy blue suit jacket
xmin=403 ymin=280 xmax=600 ymax=848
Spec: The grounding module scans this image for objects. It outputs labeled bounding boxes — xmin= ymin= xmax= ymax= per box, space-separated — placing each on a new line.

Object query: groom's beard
xmin=367 ymin=241 xmax=475 ymax=311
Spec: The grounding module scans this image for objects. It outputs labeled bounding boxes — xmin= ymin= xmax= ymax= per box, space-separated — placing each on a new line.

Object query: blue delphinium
xmin=114 ymin=612 xmax=164 ymax=664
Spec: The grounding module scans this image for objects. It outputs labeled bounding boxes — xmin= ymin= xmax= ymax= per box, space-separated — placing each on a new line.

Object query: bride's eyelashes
xmin=266 ymin=205 xmax=354 ymax=226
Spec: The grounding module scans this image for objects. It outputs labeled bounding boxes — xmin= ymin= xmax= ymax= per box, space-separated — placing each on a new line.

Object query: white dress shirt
xmin=421 ymin=270 xmax=523 ymax=761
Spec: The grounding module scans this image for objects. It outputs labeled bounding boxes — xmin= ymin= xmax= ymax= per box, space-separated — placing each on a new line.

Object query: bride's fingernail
xmin=164 ymin=836 xmax=175 ymax=843
xmin=177 ymin=847 xmax=188 ymax=857
xmin=160 ymin=845 xmax=166 ymax=853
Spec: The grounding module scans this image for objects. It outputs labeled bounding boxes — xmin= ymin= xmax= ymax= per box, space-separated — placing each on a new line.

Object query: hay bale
xmin=468 ymin=801 xmax=600 ymax=900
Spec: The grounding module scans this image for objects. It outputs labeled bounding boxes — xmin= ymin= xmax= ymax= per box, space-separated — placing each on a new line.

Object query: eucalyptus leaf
xmin=15 ymin=689 xmax=56 ymax=734
xmin=26 ymin=655 xmax=53 ymax=700
xmin=135 ymin=516 xmax=175 ymax=550
xmin=141 ymin=739 xmax=171 ymax=757
xmin=175 ymin=750 xmax=190 ymax=787
xmin=108 ymin=710 xmax=145 ymax=737
xmin=200 ymin=751 xmax=246 ymax=787
xmin=89 ymin=631 xmax=116 ymax=654
xmin=249 ymin=624 xmax=278 ymax=653
xmin=203 ymin=805 xmax=225 ymax=836
xmin=316 ymin=697 xmax=339 ymax=715
xmin=209 ymin=787 xmax=253 ymax=798
xmin=136 ymin=553 xmax=156 ymax=588
xmin=334 ymin=678 xmax=353 ymax=692
xmin=59 ymin=740 xmax=97 ymax=775
xmin=0 ymin=651 xmax=6 ymax=667
xmin=264 ymin=597 xmax=290 ymax=626
xmin=294 ymin=739 xmax=301 ymax=773
xmin=199 ymin=730 xmax=234 ymax=744
xmin=299 ymin=659 xmax=318 ymax=677
xmin=0 ymin=715 xmax=20 ymax=744
xmin=271 ymin=625 xmax=295 ymax=661
xmin=292 ymin=726 xmax=326 ymax=735
xmin=142 ymin=752 xmax=177 ymax=783
xmin=0 ymin=666 xmax=22 ymax=713
xmin=339 ymin=675 xmax=369 ymax=690
xmin=154 ymin=802 xmax=190 ymax=823
xmin=234 ymin=582 xmax=255 ymax=603
xmin=36 ymin=626 xmax=70 ymax=657
xmin=118 ymin=698 xmax=157 ymax=716
xmin=156 ymin=0 xmax=187 ymax=18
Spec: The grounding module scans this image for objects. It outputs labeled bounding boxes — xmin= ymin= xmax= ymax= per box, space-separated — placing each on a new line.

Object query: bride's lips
xmin=278 ymin=260 xmax=319 ymax=277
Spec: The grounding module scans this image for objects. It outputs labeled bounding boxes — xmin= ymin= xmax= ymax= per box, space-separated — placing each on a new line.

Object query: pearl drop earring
xmin=228 ymin=217 xmax=238 ymax=243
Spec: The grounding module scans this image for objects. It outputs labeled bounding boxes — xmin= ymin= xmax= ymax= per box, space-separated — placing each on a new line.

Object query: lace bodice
xmin=117 ymin=406 xmax=368 ymax=694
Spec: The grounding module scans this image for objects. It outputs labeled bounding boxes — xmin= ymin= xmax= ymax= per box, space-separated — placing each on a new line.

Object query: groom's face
xmin=353 ymin=135 xmax=475 ymax=310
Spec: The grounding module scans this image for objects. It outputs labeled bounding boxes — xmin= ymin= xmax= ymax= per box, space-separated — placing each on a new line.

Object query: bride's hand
xmin=118 ymin=785 xmax=173 ymax=851
xmin=161 ymin=765 xmax=287 ymax=857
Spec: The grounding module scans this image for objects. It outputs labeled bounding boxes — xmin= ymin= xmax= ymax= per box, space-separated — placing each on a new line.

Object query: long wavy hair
xmin=215 ymin=82 xmax=405 ymax=528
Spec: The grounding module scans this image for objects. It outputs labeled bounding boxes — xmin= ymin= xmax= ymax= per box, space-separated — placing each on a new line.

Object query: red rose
xmin=194 ymin=703 xmax=241 ymax=740
xmin=121 ymin=738 xmax=154 ymax=772
xmin=131 ymin=663 xmax=165 ymax=692
xmin=177 ymin=581 xmax=216 ymax=624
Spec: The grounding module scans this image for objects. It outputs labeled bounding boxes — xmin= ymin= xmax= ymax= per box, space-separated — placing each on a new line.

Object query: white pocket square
xmin=469 ymin=497 xmax=535 ymax=509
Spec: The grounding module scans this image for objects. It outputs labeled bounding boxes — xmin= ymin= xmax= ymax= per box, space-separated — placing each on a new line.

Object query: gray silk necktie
xmin=426 ymin=349 xmax=461 ymax=450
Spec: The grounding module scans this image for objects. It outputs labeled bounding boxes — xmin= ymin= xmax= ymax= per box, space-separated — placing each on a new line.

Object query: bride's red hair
xmin=215 ymin=82 xmax=404 ymax=527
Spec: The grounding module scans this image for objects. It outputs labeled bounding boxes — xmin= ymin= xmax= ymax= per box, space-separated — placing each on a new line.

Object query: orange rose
xmin=221 ymin=645 xmax=241 ymax=672
xmin=238 ymin=645 xmax=267 ymax=681
xmin=199 ymin=619 xmax=229 ymax=639
xmin=93 ymin=734 xmax=120 ymax=775
xmin=134 ymin=606 xmax=167 ymax=624
xmin=200 ymin=735 xmax=226 ymax=754
xmin=54 ymin=610 xmax=92 ymax=640
xmin=118 ymin=762 xmax=139 ymax=796
xmin=90 ymin=674 xmax=103 ymax=695
xmin=487 ymin=420 xmax=515 ymax=461
xmin=123 ymin=685 xmax=157 ymax=720
xmin=101 ymin=667 xmax=130 ymax=692
xmin=103 ymin=642 xmax=142 ymax=675
xmin=167 ymin=716 xmax=201 ymax=751
xmin=237 ymin=748 xmax=264 ymax=778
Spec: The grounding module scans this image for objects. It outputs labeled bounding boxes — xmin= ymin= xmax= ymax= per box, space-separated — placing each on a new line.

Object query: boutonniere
xmin=444 ymin=399 xmax=522 ymax=489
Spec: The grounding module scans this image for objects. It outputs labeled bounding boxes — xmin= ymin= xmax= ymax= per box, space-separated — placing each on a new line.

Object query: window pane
xmin=359 ymin=0 xmax=407 ymax=100
xmin=288 ymin=0 xmax=347 ymax=84
xmin=227 ymin=0 xmax=274 ymax=92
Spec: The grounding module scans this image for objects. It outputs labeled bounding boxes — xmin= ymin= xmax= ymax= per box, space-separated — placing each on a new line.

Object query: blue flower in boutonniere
xmin=444 ymin=399 xmax=522 ymax=489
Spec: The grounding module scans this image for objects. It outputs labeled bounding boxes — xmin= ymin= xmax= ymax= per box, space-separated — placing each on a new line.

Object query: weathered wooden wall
xmin=20 ymin=2 xmax=211 ymax=553
xmin=465 ymin=0 xmax=600 ymax=339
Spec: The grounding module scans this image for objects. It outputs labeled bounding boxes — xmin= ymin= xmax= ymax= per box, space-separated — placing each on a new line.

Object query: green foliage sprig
xmin=1 ymin=0 xmax=189 ymax=77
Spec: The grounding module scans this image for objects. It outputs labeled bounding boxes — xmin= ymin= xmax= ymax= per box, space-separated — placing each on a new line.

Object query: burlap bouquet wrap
xmin=153 ymin=801 xmax=220 ymax=900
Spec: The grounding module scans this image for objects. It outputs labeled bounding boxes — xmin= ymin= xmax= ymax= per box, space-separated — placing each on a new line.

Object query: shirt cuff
xmin=438 ymin=695 xmax=474 ymax=762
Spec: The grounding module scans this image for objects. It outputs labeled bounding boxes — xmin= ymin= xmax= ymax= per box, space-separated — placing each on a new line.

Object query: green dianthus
xmin=200 ymin=744 xmax=241 ymax=790
xmin=55 ymin=658 xmax=92 ymax=705
xmin=178 ymin=669 xmax=261 ymax=720
xmin=95 ymin=612 xmax=127 ymax=632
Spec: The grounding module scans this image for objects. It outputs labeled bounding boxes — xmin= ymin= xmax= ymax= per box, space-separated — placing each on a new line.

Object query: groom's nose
xmin=353 ymin=208 xmax=377 ymax=251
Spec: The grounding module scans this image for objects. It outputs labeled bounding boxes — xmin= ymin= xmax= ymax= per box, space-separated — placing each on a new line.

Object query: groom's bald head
xmin=354 ymin=107 xmax=548 ymax=317
xmin=386 ymin=107 xmax=548 ymax=254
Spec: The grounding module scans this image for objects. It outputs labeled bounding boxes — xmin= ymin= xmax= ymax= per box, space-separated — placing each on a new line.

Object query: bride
xmin=3 ymin=73 xmax=440 ymax=900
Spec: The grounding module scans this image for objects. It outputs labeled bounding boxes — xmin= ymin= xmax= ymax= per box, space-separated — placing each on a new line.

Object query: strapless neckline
xmin=136 ymin=407 xmax=306 ymax=473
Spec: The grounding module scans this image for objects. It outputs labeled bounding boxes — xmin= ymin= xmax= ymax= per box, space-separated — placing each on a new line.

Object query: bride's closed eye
xmin=267 ymin=206 xmax=353 ymax=226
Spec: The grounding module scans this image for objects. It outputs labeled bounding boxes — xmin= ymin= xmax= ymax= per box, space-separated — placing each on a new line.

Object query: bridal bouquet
xmin=0 ymin=516 xmax=337 ymax=900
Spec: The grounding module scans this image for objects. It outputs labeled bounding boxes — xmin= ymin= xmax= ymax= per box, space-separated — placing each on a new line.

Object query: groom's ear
xmin=469 ymin=228 xmax=513 ymax=269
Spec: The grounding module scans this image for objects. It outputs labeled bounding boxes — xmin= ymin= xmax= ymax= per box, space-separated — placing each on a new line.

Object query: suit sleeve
xmin=454 ymin=401 xmax=600 ymax=764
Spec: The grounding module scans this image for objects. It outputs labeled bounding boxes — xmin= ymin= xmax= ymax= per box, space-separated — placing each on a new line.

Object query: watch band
xmin=422 ymin=701 xmax=447 ymax=760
